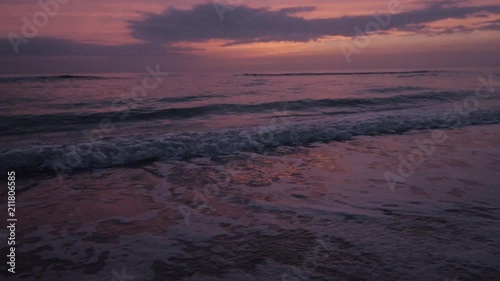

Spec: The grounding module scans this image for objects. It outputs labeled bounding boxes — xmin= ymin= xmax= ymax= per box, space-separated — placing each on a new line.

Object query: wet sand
xmin=2 ymin=124 xmax=500 ymax=281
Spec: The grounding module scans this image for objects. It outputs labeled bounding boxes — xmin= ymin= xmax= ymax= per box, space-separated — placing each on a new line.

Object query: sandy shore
xmin=2 ymin=124 xmax=500 ymax=281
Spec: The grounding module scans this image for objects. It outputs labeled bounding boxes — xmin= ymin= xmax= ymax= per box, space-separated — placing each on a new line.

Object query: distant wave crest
xmin=242 ymin=70 xmax=442 ymax=77
xmin=0 ymin=75 xmax=110 ymax=83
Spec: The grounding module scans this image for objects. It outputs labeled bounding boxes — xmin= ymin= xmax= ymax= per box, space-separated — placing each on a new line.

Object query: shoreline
xmin=1 ymin=124 xmax=499 ymax=280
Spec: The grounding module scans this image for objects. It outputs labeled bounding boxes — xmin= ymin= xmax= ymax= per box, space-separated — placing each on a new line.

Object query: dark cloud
xmin=128 ymin=3 xmax=500 ymax=45
xmin=0 ymin=37 xmax=200 ymax=74
xmin=276 ymin=6 xmax=317 ymax=14
xmin=0 ymin=37 xmax=201 ymax=57
xmin=399 ymin=17 xmax=500 ymax=36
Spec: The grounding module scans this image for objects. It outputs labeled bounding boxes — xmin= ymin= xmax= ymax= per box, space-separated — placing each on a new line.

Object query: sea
xmin=1 ymin=69 xmax=500 ymax=173
xmin=1 ymin=68 xmax=500 ymax=280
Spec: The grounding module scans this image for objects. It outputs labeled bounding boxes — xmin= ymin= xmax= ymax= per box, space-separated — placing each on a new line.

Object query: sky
xmin=0 ymin=0 xmax=499 ymax=74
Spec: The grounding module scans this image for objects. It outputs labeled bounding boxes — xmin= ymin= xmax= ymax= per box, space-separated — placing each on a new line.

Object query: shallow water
xmin=2 ymin=125 xmax=500 ymax=281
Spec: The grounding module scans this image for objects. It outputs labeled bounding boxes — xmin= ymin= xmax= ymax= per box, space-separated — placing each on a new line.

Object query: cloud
xmin=128 ymin=3 xmax=500 ymax=45
xmin=276 ymin=6 xmax=317 ymax=14
xmin=396 ymin=15 xmax=500 ymax=36
xmin=0 ymin=37 xmax=201 ymax=74
xmin=0 ymin=37 xmax=201 ymax=57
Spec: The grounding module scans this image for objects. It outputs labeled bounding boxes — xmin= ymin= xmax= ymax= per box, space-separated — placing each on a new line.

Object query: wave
xmin=242 ymin=70 xmax=442 ymax=77
xmin=0 ymin=90 xmax=477 ymax=136
xmin=366 ymin=86 xmax=430 ymax=94
xmin=1 ymin=108 xmax=499 ymax=175
xmin=0 ymin=75 xmax=111 ymax=83
xmin=158 ymin=94 xmax=226 ymax=103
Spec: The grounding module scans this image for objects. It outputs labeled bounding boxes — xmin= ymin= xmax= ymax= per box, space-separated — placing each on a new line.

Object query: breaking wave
xmin=1 ymin=108 xmax=499 ymax=175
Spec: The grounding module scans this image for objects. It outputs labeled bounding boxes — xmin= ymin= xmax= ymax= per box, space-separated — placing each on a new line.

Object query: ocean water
xmin=1 ymin=69 xmax=500 ymax=173
xmin=1 ymin=69 xmax=500 ymax=280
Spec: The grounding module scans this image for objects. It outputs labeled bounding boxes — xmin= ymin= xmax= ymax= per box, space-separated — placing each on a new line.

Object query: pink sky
xmin=0 ymin=0 xmax=499 ymax=73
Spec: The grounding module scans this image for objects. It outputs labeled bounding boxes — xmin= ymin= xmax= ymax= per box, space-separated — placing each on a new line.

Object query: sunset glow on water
xmin=1 ymin=1 xmax=499 ymax=280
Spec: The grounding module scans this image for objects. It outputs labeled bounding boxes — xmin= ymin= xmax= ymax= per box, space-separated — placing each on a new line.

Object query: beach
xmin=2 ymin=123 xmax=499 ymax=281
xmin=2 ymin=1 xmax=500 ymax=280
xmin=1 ymin=69 xmax=500 ymax=281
